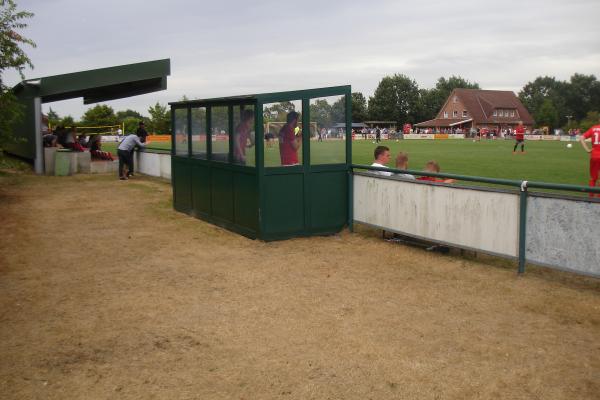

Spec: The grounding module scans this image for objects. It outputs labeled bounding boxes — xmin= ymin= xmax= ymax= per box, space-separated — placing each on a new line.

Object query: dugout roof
xmin=12 ymin=58 xmax=170 ymax=104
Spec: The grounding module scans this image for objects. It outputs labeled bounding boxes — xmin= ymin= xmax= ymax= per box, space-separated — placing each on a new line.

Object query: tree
xmin=418 ymin=76 xmax=480 ymax=121
xmin=579 ymin=111 xmax=600 ymax=132
xmin=47 ymin=107 xmax=60 ymax=127
xmin=0 ymin=0 xmax=35 ymax=146
xmin=535 ymin=99 xmax=559 ymax=130
xmin=147 ymin=102 xmax=170 ymax=134
xmin=564 ymin=74 xmax=600 ymax=121
xmin=309 ymin=98 xmax=332 ymax=128
xmin=263 ymin=101 xmax=297 ymax=123
xmin=351 ymin=92 xmax=368 ymax=122
xmin=519 ymin=76 xmax=569 ymax=127
xmin=116 ymin=109 xmax=144 ymax=121
xmin=122 ymin=116 xmax=140 ymax=135
xmin=59 ymin=115 xmax=74 ymax=126
xmin=368 ymin=74 xmax=420 ymax=124
xmin=81 ymin=104 xmax=117 ymax=127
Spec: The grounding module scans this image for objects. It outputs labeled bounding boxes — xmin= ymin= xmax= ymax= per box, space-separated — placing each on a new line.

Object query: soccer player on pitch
xmin=513 ymin=121 xmax=526 ymax=154
xmin=579 ymin=124 xmax=600 ymax=196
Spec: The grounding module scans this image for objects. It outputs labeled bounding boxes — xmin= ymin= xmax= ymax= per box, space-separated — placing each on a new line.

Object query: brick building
xmin=415 ymin=89 xmax=534 ymax=132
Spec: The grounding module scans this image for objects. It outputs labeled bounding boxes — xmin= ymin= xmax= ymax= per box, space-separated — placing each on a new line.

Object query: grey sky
xmin=6 ymin=0 xmax=600 ymax=119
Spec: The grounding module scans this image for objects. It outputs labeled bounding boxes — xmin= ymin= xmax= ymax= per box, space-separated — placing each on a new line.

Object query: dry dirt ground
xmin=0 ymin=172 xmax=599 ymax=400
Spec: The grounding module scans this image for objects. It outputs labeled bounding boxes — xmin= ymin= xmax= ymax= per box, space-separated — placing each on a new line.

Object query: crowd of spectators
xmin=43 ymin=126 xmax=114 ymax=161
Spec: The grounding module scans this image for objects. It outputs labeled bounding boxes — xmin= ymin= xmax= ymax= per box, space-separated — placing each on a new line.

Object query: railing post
xmin=518 ymin=181 xmax=528 ymax=274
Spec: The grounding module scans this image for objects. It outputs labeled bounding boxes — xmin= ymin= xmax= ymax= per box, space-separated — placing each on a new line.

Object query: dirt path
xmin=1 ymin=173 xmax=599 ymax=400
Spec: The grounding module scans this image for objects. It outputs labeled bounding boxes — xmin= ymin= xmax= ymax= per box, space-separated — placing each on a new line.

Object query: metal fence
xmin=350 ymin=164 xmax=600 ymax=277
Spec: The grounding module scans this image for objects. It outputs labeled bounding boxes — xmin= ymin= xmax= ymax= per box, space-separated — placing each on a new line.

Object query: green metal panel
xmin=309 ymin=171 xmax=348 ymax=231
xmin=3 ymin=96 xmax=37 ymax=160
xmin=191 ymin=162 xmax=212 ymax=215
xmin=211 ymin=167 xmax=234 ymax=221
xmin=263 ymin=174 xmax=305 ymax=234
xmin=233 ymin=172 xmax=259 ymax=231
xmin=172 ymin=157 xmax=192 ymax=212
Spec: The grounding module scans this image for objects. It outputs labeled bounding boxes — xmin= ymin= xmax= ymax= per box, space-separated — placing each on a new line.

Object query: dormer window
xmin=443 ymin=111 xmax=448 ymax=118
xmin=493 ymin=110 xmax=497 ymax=116
xmin=453 ymin=110 xmax=458 ymax=118
xmin=510 ymin=110 xmax=515 ymax=117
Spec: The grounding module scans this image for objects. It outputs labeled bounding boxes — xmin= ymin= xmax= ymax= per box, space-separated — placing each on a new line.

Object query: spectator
xmin=417 ymin=161 xmax=455 ymax=183
xmin=64 ymin=127 xmax=85 ymax=152
xmin=233 ymin=109 xmax=254 ymax=164
xmin=77 ymin=134 xmax=88 ymax=148
xmin=136 ymin=121 xmax=148 ymax=143
xmin=43 ymin=131 xmax=58 ymax=147
xmin=371 ymin=146 xmax=392 ymax=176
xmin=395 ymin=152 xmax=416 ymax=180
xmin=117 ymin=133 xmax=145 ymax=180
xmin=88 ymin=135 xmax=114 ymax=161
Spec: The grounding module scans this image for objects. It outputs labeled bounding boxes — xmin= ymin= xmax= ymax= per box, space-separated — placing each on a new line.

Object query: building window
xmin=443 ymin=111 xmax=448 ymax=118
xmin=453 ymin=96 xmax=458 ymax=103
xmin=493 ymin=110 xmax=497 ymax=117
xmin=510 ymin=110 xmax=515 ymax=117
xmin=462 ymin=110 xmax=468 ymax=117
xmin=453 ymin=110 xmax=458 ymax=118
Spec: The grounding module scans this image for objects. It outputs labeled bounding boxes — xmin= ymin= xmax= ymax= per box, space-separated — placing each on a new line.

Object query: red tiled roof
xmin=448 ymin=89 xmax=534 ymax=125
xmin=415 ymin=118 xmax=471 ymax=127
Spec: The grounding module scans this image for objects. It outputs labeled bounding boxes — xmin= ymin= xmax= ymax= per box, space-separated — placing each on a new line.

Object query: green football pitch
xmin=102 ymin=139 xmax=590 ymax=187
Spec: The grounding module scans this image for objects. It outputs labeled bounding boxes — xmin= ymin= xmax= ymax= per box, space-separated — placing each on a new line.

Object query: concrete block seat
xmin=90 ymin=159 xmax=119 ymax=174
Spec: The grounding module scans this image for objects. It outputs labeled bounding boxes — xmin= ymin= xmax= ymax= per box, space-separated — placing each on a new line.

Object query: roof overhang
xmin=13 ymin=58 xmax=170 ymax=104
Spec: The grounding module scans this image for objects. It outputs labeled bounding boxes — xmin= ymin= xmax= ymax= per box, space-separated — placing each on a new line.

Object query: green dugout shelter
xmin=169 ymin=85 xmax=352 ymax=240
xmin=5 ymin=59 xmax=171 ymax=173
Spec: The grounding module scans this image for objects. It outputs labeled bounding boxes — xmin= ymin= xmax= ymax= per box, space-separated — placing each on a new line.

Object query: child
xmin=417 ymin=161 xmax=455 ymax=183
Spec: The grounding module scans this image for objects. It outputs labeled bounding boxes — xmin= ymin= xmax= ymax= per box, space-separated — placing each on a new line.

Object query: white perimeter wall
xmin=135 ymin=152 xmax=171 ymax=180
xmin=353 ymin=174 xmax=519 ymax=257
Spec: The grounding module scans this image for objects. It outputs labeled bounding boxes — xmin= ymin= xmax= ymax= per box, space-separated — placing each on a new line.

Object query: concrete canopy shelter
xmin=5 ymin=59 xmax=170 ymax=173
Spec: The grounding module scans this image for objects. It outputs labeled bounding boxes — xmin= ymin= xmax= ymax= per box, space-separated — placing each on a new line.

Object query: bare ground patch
xmin=0 ymin=173 xmax=599 ymax=399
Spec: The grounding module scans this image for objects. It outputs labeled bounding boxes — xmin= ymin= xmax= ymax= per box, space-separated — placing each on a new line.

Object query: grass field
xmin=103 ymin=138 xmax=590 ymax=187
xmin=1 ymin=172 xmax=599 ymax=399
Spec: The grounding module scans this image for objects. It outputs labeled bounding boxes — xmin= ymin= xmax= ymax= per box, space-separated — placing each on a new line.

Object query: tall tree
xmin=81 ymin=104 xmax=117 ymax=127
xmin=116 ymin=109 xmax=144 ymax=121
xmin=47 ymin=107 xmax=59 ymax=127
xmin=309 ymin=98 xmax=332 ymax=128
xmin=0 ymin=0 xmax=35 ymax=146
xmin=535 ymin=99 xmax=559 ymax=130
xmin=418 ymin=76 xmax=480 ymax=121
xmin=351 ymin=92 xmax=368 ymax=122
xmin=368 ymin=74 xmax=420 ymax=124
xmin=564 ymin=74 xmax=600 ymax=121
xmin=147 ymin=102 xmax=170 ymax=134
xmin=519 ymin=76 xmax=569 ymax=126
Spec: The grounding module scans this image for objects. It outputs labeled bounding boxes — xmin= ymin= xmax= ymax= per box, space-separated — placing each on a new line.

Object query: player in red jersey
xmin=579 ymin=124 xmax=600 ymax=196
xmin=513 ymin=121 xmax=526 ymax=153
xmin=278 ymin=111 xmax=301 ymax=166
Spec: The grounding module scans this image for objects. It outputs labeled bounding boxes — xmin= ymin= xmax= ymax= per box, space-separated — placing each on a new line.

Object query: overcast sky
xmin=5 ymin=0 xmax=600 ymax=119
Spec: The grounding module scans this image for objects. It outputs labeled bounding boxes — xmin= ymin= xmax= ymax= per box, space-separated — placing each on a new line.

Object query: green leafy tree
xmin=579 ymin=111 xmax=600 ymax=132
xmin=122 ymin=116 xmax=140 ymax=135
xmin=417 ymin=76 xmax=480 ymax=121
xmin=519 ymin=76 xmax=569 ymax=127
xmin=536 ymin=99 xmax=559 ymax=130
xmin=368 ymin=74 xmax=420 ymax=124
xmin=81 ymin=104 xmax=117 ymax=127
xmin=0 ymin=0 xmax=35 ymax=146
xmin=147 ymin=102 xmax=170 ymax=134
xmin=116 ymin=109 xmax=144 ymax=121
xmin=47 ymin=107 xmax=59 ymax=127
xmin=351 ymin=92 xmax=367 ymax=122
xmin=309 ymin=98 xmax=332 ymax=127
xmin=263 ymin=101 xmax=297 ymax=123
xmin=564 ymin=74 xmax=600 ymax=121
xmin=59 ymin=115 xmax=74 ymax=126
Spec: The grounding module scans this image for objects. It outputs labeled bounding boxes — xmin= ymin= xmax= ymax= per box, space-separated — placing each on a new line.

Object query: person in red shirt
xmin=233 ymin=109 xmax=254 ymax=165
xmin=417 ymin=161 xmax=455 ymax=183
xmin=513 ymin=121 xmax=526 ymax=153
xmin=278 ymin=111 xmax=301 ymax=166
xmin=579 ymin=124 xmax=600 ymax=195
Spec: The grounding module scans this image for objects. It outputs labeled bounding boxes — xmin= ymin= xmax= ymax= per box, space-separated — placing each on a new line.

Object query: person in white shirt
xmin=395 ymin=152 xmax=416 ymax=180
xmin=370 ymin=146 xmax=392 ymax=176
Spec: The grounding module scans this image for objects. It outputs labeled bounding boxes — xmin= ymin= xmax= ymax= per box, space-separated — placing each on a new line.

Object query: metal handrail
xmin=351 ymin=164 xmax=600 ymax=194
